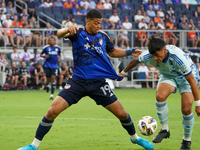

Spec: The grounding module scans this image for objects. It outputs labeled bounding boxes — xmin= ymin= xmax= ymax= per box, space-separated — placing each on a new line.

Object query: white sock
xmin=130 ymin=133 xmax=139 ymax=141
xmin=50 ymin=94 xmax=53 ymax=97
xmin=31 ymin=138 xmax=41 ymax=148
xmin=161 ymin=123 xmax=169 ymax=131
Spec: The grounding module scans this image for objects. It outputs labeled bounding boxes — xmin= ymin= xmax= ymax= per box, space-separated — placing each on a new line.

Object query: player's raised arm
xmin=118 ymin=58 xmax=140 ymax=77
xmin=108 ymin=47 xmax=142 ymax=58
xmin=57 ymin=26 xmax=79 ymax=38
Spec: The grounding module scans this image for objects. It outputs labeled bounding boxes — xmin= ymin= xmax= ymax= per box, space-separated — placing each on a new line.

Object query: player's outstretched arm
xmin=185 ymin=74 xmax=200 ymax=116
xmin=57 ymin=26 xmax=79 ymax=38
xmin=108 ymin=47 xmax=142 ymax=58
xmin=118 ymin=58 xmax=140 ymax=77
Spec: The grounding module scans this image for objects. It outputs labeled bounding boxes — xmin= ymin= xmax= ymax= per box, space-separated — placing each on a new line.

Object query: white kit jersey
xmin=138 ymin=45 xmax=196 ymax=78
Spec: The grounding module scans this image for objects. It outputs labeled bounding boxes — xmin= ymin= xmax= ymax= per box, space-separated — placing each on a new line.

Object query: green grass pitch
xmin=0 ymin=89 xmax=199 ymax=150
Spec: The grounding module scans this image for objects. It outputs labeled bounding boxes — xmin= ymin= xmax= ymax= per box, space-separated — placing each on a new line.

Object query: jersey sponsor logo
xmin=55 ymin=48 xmax=58 ymax=52
xmin=99 ymin=39 xmax=103 ymax=45
xmin=49 ymin=51 xmax=58 ymax=55
xmin=64 ymin=84 xmax=71 ymax=89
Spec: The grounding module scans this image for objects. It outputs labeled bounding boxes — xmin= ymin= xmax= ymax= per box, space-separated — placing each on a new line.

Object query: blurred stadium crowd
xmin=0 ymin=0 xmax=200 ymax=90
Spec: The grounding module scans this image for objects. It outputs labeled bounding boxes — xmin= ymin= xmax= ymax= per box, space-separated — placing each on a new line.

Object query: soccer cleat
xmin=180 ymin=139 xmax=191 ymax=150
xmin=17 ymin=144 xmax=38 ymax=150
xmin=50 ymin=96 xmax=54 ymax=100
xmin=130 ymin=137 xmax=154 ymax=150
xmin=46 ymin=86 xmax=49 ymax=93
xmin=152 ymin=130 xmax=170 ymax=143
xmin=59 ymin=86 xmax=63 ymax=90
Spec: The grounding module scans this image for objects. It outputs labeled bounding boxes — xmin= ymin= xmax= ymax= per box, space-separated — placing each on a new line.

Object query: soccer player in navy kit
xmin=41 ymin=37 xmax=61 ymax=100
xmin=119 ymin=35 xmax=200 ymax=150
xmin=18 ymin=9 xmax=154 ymax=150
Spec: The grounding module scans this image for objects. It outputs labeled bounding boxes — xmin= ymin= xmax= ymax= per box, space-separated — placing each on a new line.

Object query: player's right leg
xmin=17 ymin=96 xmax=69 ymax=150
xmin=152 ymin=82 xmax=175 ymax=143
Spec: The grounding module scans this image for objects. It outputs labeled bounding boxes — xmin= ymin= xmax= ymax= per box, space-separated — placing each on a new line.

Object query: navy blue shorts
xmin=44 ymin=68 xmax=58 ymax=78
xmin=58 ymin=78 xmax=118 ymax=107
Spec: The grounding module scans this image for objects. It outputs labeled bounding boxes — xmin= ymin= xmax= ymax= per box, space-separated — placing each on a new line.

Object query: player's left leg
xmin=105 ymin=100 xmax=154 ymax=149
xmin=180 ymin=92 xmax=194 ymax=150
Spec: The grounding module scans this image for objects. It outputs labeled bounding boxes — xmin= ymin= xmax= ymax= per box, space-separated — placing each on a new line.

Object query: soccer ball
xmin=137 ymin=116 xmax=157 ymax=136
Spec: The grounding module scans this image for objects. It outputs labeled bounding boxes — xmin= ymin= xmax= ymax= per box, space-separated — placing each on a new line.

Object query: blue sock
xmin=51 ymin=83 xmax=56 ymax=95
xmin=120 ymin=114 xmax=136 ymax=135
xmin=182 ymin=113 xmax=194 ymax=140
xmin=35 ymin=116 xmax=54 ymax=140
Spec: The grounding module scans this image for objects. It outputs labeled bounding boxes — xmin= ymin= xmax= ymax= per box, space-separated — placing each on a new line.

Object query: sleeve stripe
xmin=171 ymin=55 xmax=184 ymax=66
xmin=183 ymin=71 xmax=192 ymax=77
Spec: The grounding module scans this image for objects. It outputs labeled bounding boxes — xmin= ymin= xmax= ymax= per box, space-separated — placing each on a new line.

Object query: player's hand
xmin=67 ymin=25 xmax=79 ymax=35
xmin=44 ymin=55 xmax=49 ymax=58
xmin=195 ymin=106 xmax=200 ymax=116
xmin=118 ymin=73 xmax=125 ymax=78
xmin=115 ymin=76 xmax=123 ymax=81
xmin=131 ymin=47 xmax=142 ymax=57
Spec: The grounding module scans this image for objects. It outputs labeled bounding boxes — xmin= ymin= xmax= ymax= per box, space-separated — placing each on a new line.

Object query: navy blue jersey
xmin=41 ymin=45 xmax=61 ymax=69
xmin=67 ymin=28 xmax=119 ymax=80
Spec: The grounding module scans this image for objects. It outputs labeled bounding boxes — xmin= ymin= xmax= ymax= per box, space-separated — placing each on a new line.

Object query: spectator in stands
xmin=134 ymin=10 xmax=145 ymax=23
xmin=0 ymin=53 xmax=8 ymax=66
xmin=0 ymin=9 xmax=6 ymax=21
xmin=195 ymin=19 xmax=200 ymax=29
xmin=140 ymin=4 xmax=146 ymax=15
xmin=29 ymin=16 xmax=37 ymax=28
xmin=96 ymin=0 xmax=104 ymax=9
xmin=112 ymin=0 xmax=120 ymax=10
xmin=44 ymin=22 xmax=58 ymax=45
xmin=11 ymin=46 xmax=22 ymax=61
xmin=71 ymin=18 xmax=77 ymax=26
xmin=20 ymin=9 xmax=29 ymax=20
xmin=152 ymin=0 xmax=160 ymax=11
xmin=165 ymin=0 xmax=173 ymax=4
xmin=121 ymin=0 xmax=131 ymax=10
xmin=122 ymin=16 xmax=132 ymax=29
xmin=166 ymin=18 xmax=175 ymax=29
xmin=143 ymin=11 xmax=150 ymax=23
xmin=23 ymin=23 xmax=33 ymax=47
xmin=197 ymin=26 xmax=200 ymax=46
xmin=9 ymin=9 xmax=16 ymax=20
xmin=81 ymin=4 xmax=89 ymax=15
xmin=37 ymin=0 xmax=45 ymax=7
xmin=138 ymin=63 xmax=150 ymax=88
xmin=72 ymin=3 xmax=82 ymax=15
xmin=156 ymin=18 xmax=165 ymax=29
xmin=157 ymin=7 xmax=164 ymax=19
xmin=146 ymin=5 xmax=156 ymax=18
xmin=58 ymin=62 xmax=70 ymax=90
xmin=88 ymin=0 xmax=96 ymax=9
xmin=103 ymin=0 xmax=112 ymax=9
xmin=31 ymin=63 xmax=46 ymax=89
xmin=101 ymin=17 xmax=110 ymax=29
xmin=163 ymin=13 xmax=170 ymax=24
xmin=148 ymin=24 xmax=156 ymax=37
xmin=118 ymin=27 xmax=129 ymax=48
xmin=144 ymin=0 xmax=151 ymax=10
xmin=19 ymin=16 xmax=28 ymax=28
xmin=154 ymin=12 xmax=161 ymax=23
xmin=187 ymin=26 xmax=198 ymax=47
xmin=11 ymin=61 xmax=19 ymax=87
xmin=115 ymin=20 xmax=123 ymax=29
xmin=148 ymin=19 xmax=156 ymax=29
xmin=173 ymin=0 xmax=181 ymax=4
xmin=2 ymin=22 xmax=15 ymax=46
xmin=169 ymin=13 xmax=176 ymax=24
xmin=72 ymin=0 xmax=80 ymax=7
xmin=138 ymin=18 xmax=148 ymax=29
xmin=3 ymin=14 xmax=12 ymax=28
xmin=148 ymin=63 xmax=159 ymax=88
xmin=13 ymin=22 xmax=24 ymax=47
xmin=19 ymin=61 xmax=30 ymax=89
xmin=63 ymin=0 xmax=73 ymax=8
xmin=194 ymin=5 xmax=200 ymax=18
xmin=26 ymin=0 xmax=36 ymax=17
xmin=172 ymin=25 xmax=179 ymax=46
xmin=54 ymin=0 xmax=63 ymax=8
xmin=80 ymin=0 xmax=89 ymax=9
xmin=188 ymin=18 xmax=196 ymax=30
xmin=165 ymin=26 xmax=178 ymax=45
xmin=0 ymin=3 xmax=7 ymax=14
xmin=61 ymin=16 xmax=72 ymax=28
xmin=107 ymin=21 xmax=116 ymax=43
xmin=109 ymin=10 xmax=120 ymax=23
xmin=155 ymin=26 xmax=164 ymax=39
xmin=179 ymin=13 xmax=188 ymax=23
xmin=167 ymin=6 xmax=174 ymax=17
xmin=43 ymin=0 xmax=54 ymax=7
xmin=179 ymin=17 xmax=189 ymax=30
xmin=11 ymin=15 xmax=18 ymax=27
xmin=137 ymin=26 xmax=148 ymax=48
xmin=6 ymin=1 xmax=17 ymax=14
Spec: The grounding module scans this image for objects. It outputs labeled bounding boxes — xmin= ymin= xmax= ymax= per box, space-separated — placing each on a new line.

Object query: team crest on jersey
xmin=64 ymin=84 xmax=71 ymax=89
xmin=55 ymin=48 xmax=58 ymax=51
xmin=99 ymin=39 xmax=103 ymax=45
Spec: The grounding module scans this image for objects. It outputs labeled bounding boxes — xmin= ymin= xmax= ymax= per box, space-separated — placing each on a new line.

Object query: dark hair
xmin=86 ymin=9 xmax=102 ymax=20
xmin=148 ymin=35 xmax=166 ymax=55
